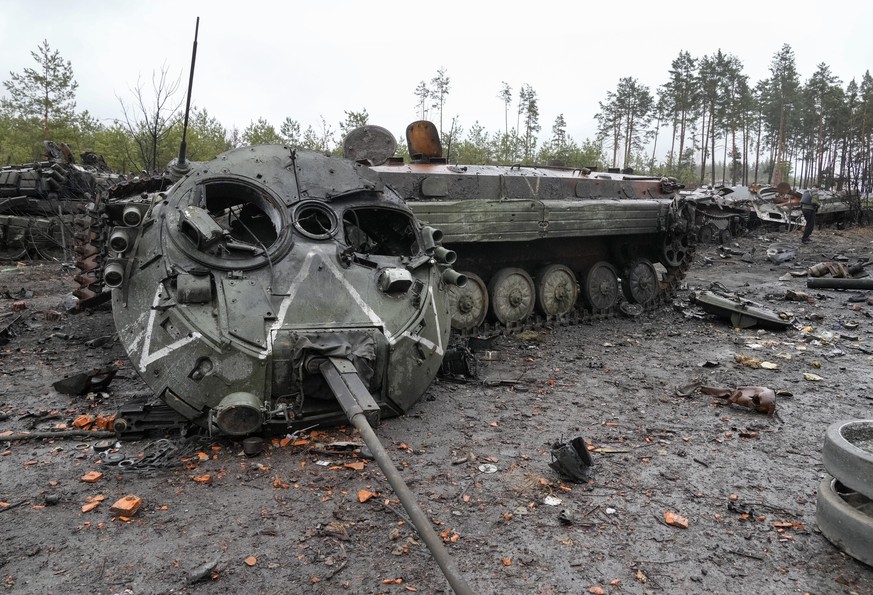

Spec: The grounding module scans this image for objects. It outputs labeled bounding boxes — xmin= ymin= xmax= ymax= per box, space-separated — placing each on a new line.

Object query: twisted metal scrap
xmin=98 ymin=435 xmax=214 ymax=473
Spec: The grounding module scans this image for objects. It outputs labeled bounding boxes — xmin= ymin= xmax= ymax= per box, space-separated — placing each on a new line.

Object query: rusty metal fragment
xmin=549 ymin=437 xmax=594 ymax=482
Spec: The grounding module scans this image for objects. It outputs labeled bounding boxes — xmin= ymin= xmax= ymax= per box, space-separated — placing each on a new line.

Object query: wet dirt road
xmin=1 ymin=226 xmax=872 ymax=594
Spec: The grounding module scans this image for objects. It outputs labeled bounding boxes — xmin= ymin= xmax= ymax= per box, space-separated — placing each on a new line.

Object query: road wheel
xmin=621 ymin=258 xmax=659 ymax=305
xmin=535 ymin=264 xmax=578 ymax=317
xmin=447 ymin=272 xmax=488 ymax=331
xmin=0 ymin=244 xmax=28 ymax=261
xmin=661 ymin=232 xmax=691 ymax=268
xmin=583 ymin=261 xmax=619 ymax=311
xmin=697 ymin=223 xmax=717 ymax=244
xmin=488 ymin=268 xmax=535 ymax=325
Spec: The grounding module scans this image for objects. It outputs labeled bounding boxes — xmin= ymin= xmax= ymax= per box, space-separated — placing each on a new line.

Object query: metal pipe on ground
xmin=807 ymin=278 xmax=873 ymax=290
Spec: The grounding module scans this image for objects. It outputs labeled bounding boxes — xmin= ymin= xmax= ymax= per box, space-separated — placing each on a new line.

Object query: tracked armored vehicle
xmin=349 ymin=121 xmax=697 ymax=332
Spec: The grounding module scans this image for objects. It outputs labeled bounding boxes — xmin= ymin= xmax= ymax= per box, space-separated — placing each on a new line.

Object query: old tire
xmin=816 ymin=474 xmax=873 ymax=567
xmin=447 ymin=272 xmax=488 ymax=331
xmin=822 ymin=419 xmax=873 ymax=498
xmin=583 ymin=261 xmax=619 ymax=311
xmin=535 ymin=264 xmax=578 ymax=317
xmin=621 ymin=258 xmax=659 ymax=305
xmin=488 ymin=268 xmax=535 ymax=325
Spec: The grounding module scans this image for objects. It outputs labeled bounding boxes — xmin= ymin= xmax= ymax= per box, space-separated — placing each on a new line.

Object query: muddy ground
xmin=1 ymin=224 xmax=873 ymax=595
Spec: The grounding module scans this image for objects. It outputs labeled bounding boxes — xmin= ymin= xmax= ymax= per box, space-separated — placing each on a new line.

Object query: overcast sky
xmin=2 ymin=0 xmax=872 ymax=150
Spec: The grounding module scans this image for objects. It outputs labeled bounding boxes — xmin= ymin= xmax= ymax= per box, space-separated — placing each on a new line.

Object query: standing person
xmin=800 ymin=187 xmax=821 ymax=243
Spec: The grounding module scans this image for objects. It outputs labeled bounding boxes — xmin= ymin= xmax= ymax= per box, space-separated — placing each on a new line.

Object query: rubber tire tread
xmin=816 ymin=474 xmax=873 ymax=567
xmin=822 ymin=419 xmax=873 ymax=498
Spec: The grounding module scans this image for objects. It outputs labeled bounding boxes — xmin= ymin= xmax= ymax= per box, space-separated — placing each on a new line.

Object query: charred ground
xmin=1 ymin=225 xmax=873 ymax=595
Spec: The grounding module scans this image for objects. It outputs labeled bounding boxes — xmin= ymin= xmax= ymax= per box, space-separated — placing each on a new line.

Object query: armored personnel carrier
xmin=348 ymin=121 xmax=698 ymax=332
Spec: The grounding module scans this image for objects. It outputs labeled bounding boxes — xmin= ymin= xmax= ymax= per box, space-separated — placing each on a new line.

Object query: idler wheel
xmin=535 ymin=264 xmax=578 ymax=317
xmin=447 ymin=272 xmax=489 ymax=331
xmin=488 ymin=268 xmax=535 ymax=325
xmin=661 ymin=232 xmax=691 ymax=268
xmin=621 ymin=258 xmax=659 ymax=305
xmin=583 ymin=261 xmax=619 ymax=311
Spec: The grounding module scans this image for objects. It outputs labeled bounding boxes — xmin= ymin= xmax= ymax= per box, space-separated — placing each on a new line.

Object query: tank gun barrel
xmin=320 ymin=357 xmax=474 ymax=595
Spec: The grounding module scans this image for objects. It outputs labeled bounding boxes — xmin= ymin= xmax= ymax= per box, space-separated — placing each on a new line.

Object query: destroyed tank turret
xmin=347 ymin=121 xmax=698 ymax=332
xmin=94 ymin=144 xmax=460 ymax=435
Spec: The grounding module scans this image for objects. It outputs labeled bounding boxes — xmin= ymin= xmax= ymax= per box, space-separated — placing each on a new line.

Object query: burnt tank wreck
xmin=9 ymin=18 xmax=701 ymax=588
xmin=0 ymin=141 xmax=125 ymax=261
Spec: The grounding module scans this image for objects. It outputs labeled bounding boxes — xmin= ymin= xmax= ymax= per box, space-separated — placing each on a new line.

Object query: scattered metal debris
xmin=808 ymin=277 xmax=873 ymax=290
xmin=675 ymin=380 xmax=701 ymax=398
xmin=784 ymin=289 xmax=812 ymax=302
xmin=52 ymin=366 xmax=117 ymax=395
xmin=548 ymin=437 xmax=594 ymax=483
xmin=766 ymin=243 xmax=796 ymax=264
xmin=808 ymin=260 xmax=870 ymax=279
xmin=242 ymin=436 xmax=264 ymax=457
xmin=692 ymin=289 xmax=793 ymax=330
xmin=97 ymin=436 xmax=213 ymax=473
xmin=439 ymin=344 xmax=478 ymax=379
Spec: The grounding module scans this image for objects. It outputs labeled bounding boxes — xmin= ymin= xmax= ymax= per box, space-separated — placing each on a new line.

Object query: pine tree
xmin=1 ymin=39 xmax=78 ymax=138
xmin=430 ymin=68 xmax=450 ymax=136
